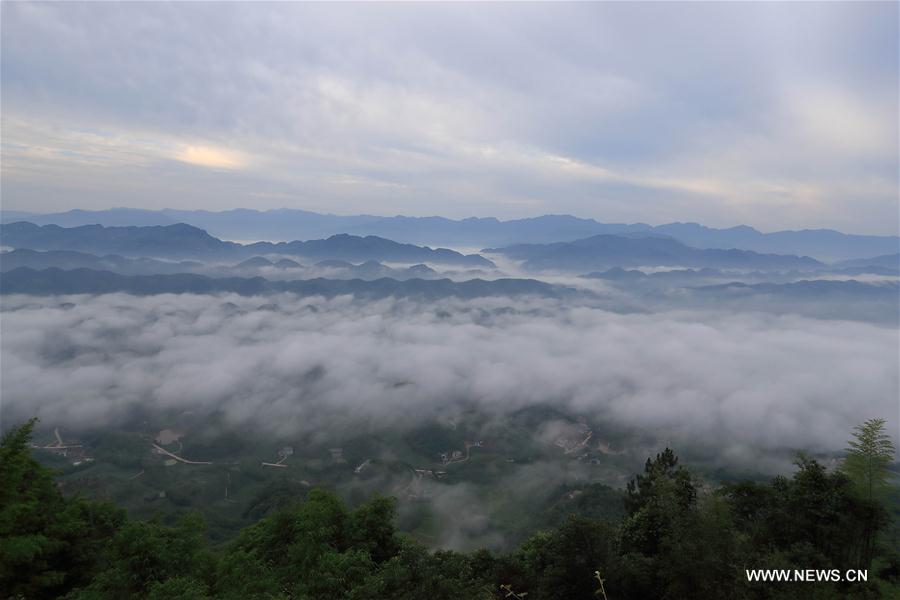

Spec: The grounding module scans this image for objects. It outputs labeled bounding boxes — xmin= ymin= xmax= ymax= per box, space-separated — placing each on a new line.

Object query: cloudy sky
xmin=2 ymin=2 xmax=897 ymax=234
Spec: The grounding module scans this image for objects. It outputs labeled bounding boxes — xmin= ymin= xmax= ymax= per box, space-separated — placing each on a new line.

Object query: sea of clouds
xmin=2 ymin=292 xmax=896 ymax=472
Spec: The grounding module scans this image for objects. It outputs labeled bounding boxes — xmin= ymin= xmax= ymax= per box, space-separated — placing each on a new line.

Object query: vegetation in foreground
xmin=1 ymin=418 xmax=897 ymax=599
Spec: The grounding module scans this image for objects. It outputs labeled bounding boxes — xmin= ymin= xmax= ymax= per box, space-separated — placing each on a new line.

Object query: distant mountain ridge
xmin=0 ymin=267 xmax=565 ymax=299
xmin=694 ymin=279 xmax=899 ymax=300
xmin=0 ymin=222 xmax=232 ymax=259
xmin=834 ymin=253 xmax=899 ymax=269
xmin=0 ymin=248 xmax=204 ymax=275
xmin=0 ymin=222 xmax=493 ymax=266
xmin=2 ymin=207 xmax=896 ymax=261
xmin=0 ymin=249 xmax=446 ymax=281
xmin=485 ymin=234 xmax=823 ymax=272
xmin=243 ymin=233 xmax=493 ymax=266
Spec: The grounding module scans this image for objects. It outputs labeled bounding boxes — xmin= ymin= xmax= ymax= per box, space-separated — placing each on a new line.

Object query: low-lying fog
xmin=3 ymin=292 xmax=896 ymax=473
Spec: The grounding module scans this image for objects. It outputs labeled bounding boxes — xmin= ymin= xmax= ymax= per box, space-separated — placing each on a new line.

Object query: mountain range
xmin=4 ymin=220 xmax=896 ymax=278
xmin=0 ymin=222 xmax=493 ymax=266
xmin=582 ymin=266 xmax=899 ymax=288
xmin=834 ymin=254 xmax=899 ymax=269
xmin=694 ymin=279 xmax=900 ymax=301
xmin=484 ymin=234 xmax=823 ymax=272
xmin=0 ymin=248 xmax=204 ymax=275
xmin=2 ymin=208 xmax=897 ymax=261
xmin=0 ymin=250 xmax=449 ymax=282
xmin=3 ymin=268 xmax=894 ymax=322
xmin=0 ymin=267 xmax=566 ymax=299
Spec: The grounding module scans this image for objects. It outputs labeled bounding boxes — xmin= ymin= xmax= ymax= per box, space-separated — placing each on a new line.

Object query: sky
xmin=1 ymin=2 xmax=898 ymax=234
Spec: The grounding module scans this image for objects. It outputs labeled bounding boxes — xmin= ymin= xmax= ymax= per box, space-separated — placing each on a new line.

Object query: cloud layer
xmin=2 ymin=293 xmax=896 ymax=470
xmin=2 ymin=2 xmax=897 ymax=233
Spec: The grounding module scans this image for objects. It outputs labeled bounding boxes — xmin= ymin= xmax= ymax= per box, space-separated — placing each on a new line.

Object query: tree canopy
xmin=1 ymin=420 xmax=898 ymax=599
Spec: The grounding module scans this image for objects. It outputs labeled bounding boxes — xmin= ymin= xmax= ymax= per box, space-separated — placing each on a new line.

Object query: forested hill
xmin=2 ymin=419 xmax=898 ymax=599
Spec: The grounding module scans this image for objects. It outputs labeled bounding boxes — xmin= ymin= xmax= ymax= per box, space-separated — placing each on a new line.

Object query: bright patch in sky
xmin=175 ymin=145 xmax=246 ymax=170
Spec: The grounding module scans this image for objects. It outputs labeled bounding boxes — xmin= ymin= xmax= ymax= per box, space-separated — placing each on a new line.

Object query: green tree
xmin=71 ymin=513 xmax=214 ymax=598
xmin=219 ymin=489 xmax=399 ymax=599
xmin=0 ymin=419 xmax=124 ymax=598
xmin=624 ymin=447 xmax=695 ymax=518
xmin=724 ymin=455 xmax=891 ymax=595
xmin=512 ymin=515 xmax=617 ymax=599
xmin=843 ymin=418 xmax=897 ymax=503
xmin=618 ymin=448 xmax=712 ymax=598
xmin=146 ymin=576 xmax=211 ymax=600
xmin=842 ymin=418 xmax=897 ymax=572
xmin=654 ymin=494 xmax=744 ymax=600
xmin=4 ymin=417 xmax=900 ymax=598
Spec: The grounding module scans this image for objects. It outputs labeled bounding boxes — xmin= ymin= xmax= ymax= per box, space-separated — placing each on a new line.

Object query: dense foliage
xmin=2 ymin=419 xmax=897 ymax=599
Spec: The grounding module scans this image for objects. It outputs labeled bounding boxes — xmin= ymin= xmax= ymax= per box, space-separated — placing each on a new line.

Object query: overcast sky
xmin=2 ymin=2 xmax=897 ymax=234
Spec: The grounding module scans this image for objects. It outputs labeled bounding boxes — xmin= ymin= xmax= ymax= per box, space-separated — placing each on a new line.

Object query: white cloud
xmin=2 ymin=293 xmax=896 ymax=470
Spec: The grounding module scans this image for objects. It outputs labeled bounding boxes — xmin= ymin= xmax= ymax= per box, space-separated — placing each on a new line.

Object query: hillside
xmin=4 ymin=418 xmax=898 ymax=599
